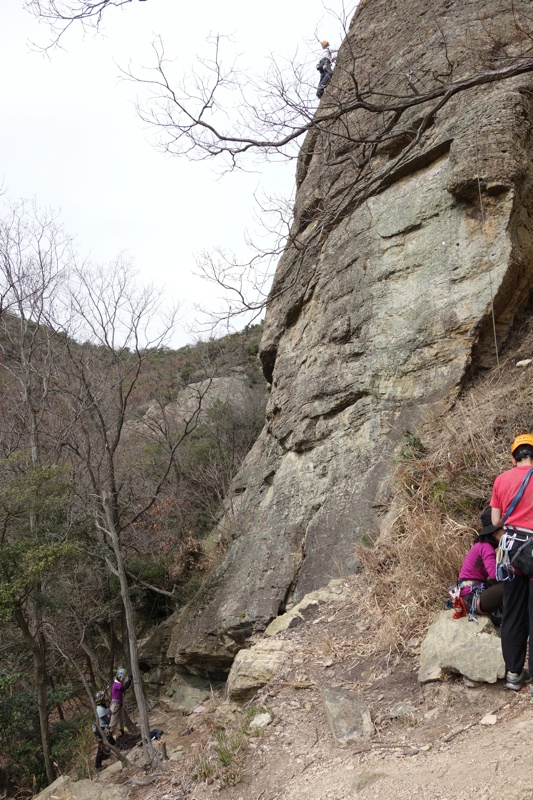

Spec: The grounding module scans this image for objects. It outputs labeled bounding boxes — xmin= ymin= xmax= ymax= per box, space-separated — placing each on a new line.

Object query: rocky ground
xmin=39 ymin=579 xmax=533 ymax=800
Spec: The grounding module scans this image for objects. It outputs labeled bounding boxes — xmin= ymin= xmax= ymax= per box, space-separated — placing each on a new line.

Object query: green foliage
xmin=0 ymin=317 xmax=267 ymax=787
xmin=51 ymin=717 xmax=85 ymax=773
xmin=215 ymin=729 xmax=247 ymax=768
xmin=194 ymin=754 xmax=215 ymax=782
xmin=0 ymin=460 xmax=77 ymax=622
xmin=178 ymin=567 xmax=206 ymax=604
xmin=0 ymin=681 xmax=77 ymax=790
xmin=127 ymin=558 xmax=173 ymax=625
xmin=397 ymin=430 xmax=426 ymax=461
xmin=0 ymin=461 xmax=70 ymax=518
xmin=173 ymin=324 xmax=264 ymax=386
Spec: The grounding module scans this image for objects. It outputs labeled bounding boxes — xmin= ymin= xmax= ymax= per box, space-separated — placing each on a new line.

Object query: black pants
xmin=94 ymin=731 xmax=115 ymax=768
xmin=501 ymin=574 xmax=533 ymax=674
xmin=478 ymin=582 xmax=504 ymax=613
xmin=317 ymin=61 xmax=333 ymax=97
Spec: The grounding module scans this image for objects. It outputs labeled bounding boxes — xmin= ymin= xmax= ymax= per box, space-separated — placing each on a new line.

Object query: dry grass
xmin=71 ymin=724 xmax=97 ymax=780
xmin=192 ymin=705 xmax=268 ymax=788
xmin=355 ymin=312 xmax=533 ymax=649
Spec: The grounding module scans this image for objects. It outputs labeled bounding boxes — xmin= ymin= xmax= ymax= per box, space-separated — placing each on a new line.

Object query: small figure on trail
xmin=448 ymin=508 xmax=504 ymax=623
xmin=109 ymin=667 xmax=132 ymax=736
xmin=316 ymin=39 xmax=336 ymax=99
xmin=490 ymin=434 xmax=533 ymax=693
xmin=92 ymin=690 xmax=115 ymax=770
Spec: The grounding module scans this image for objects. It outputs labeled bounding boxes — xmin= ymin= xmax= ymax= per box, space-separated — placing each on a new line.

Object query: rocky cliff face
xmin=168 ymin=0 xmax=533 ymax=674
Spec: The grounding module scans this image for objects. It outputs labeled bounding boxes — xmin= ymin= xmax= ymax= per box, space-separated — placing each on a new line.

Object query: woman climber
xmin=448 ymin=507 xmax=504 ymax=622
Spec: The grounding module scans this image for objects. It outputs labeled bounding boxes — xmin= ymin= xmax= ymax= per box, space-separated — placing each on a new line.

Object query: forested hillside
xmin=0 ymin=206 xmax=266 ymax=791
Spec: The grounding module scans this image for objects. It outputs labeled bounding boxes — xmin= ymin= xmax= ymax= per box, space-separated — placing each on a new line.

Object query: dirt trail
xmin=120 ymin=582 xmax=533 ymax=800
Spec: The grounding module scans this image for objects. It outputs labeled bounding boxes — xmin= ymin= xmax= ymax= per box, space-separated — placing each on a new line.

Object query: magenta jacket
xmin=111 ymin=679 xmax=125 ymax=706
xmin=458 ymin=541 xmax=497 ymax=584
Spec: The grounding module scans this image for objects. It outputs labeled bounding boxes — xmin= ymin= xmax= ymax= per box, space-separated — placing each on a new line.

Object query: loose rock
xmin=322 ymin=688 xmax=374 ymax=744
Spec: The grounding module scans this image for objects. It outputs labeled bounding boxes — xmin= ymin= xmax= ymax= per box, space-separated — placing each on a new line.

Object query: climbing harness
xmin=447 ymin=579 xmax=487 ymax=621
xmin=497 ymin=525 xmax=533 ymax=580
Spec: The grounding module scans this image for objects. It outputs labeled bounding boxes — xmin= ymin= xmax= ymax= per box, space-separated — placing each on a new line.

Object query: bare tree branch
xmin=25 ymin=0 xmax=145 ymax=47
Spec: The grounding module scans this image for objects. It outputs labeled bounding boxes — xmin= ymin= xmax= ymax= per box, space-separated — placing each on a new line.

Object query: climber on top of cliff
xmin=316 ymin=39 xmax=337 ymax=99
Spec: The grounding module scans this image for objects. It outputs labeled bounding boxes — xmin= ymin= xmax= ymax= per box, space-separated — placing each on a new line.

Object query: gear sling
xmin=496 ymin=467 xmax=533 ymax=581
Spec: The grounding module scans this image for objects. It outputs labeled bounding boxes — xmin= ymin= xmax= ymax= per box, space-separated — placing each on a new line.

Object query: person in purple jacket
xmin=109 ymin=667 xmax=132 ymax=736
xmin=453 ymin=507 xmax=504 ymax=619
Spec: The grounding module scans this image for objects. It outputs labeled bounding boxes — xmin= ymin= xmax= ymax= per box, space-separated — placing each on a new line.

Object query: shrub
xmin=355 ymin=311 xmax=533 ymax=649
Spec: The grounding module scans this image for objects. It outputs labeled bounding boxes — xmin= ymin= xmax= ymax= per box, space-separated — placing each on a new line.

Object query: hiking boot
xmin=505 ymin=669 xmax=531 ymax=690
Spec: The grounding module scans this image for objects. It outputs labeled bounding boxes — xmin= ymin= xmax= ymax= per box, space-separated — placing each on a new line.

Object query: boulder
xmin=35 ymin=776 xmax=71 ymax=800
xmin=138 ymin=611 xmax=179 ymax=671
xmin=418 ymin=611 xmax=505 ymax=684
xmin=35 ymin=775 xmax=129 ymax=800
xmin=226 ymin=639 xmax=292 ymax=702
xmin=214 ymin=701 xmax=244 ymax=727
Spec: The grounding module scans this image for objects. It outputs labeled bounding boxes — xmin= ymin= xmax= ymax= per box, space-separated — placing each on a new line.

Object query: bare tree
xmin=0 ymin=196 xmax=270 ymax=783
xmin=123 ymin=14 xmax=533 ymax=167
xmin=0 ymin=206 xmax=217 ymax=776
xmin=49 ymin=258 xmax=213 ymax=765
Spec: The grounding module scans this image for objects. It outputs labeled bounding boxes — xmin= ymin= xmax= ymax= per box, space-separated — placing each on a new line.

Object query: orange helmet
xmin=321 ymin=40 xmax=329 ymax=47
xmin=511 ymin=434 xmax=533 ymax=455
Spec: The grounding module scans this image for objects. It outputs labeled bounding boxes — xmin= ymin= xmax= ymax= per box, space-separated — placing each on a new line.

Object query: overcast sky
xmin=1 ymin=2 xmax=355 ymax=346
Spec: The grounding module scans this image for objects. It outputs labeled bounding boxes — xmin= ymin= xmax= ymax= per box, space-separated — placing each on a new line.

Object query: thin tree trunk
xmin=48 ymin=673 xmax=65 ymax=721
xmin=84 ymin=651 xmax=97 ymax=694
xmin=15 ymin=608 xmax=56 ymax=785
xmin=102 ymin=494 xmax=159 ymax=766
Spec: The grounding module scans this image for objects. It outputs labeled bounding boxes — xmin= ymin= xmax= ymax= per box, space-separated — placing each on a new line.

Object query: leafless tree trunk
xmin=46 ymin=258 xmax=213 ymax=766
xmin=101 ymin=492 xmax=157 ymax=763
xmin=14 ymin=609 xmax=55 ymax=784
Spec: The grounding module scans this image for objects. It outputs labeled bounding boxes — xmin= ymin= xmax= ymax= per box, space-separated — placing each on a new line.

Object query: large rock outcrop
xmin=168 ymin=0 xmax=533 ymax=674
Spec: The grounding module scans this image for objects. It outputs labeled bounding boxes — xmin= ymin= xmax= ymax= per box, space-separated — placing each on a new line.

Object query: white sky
xmin=1 ymin=2 xmax=354 ymax=346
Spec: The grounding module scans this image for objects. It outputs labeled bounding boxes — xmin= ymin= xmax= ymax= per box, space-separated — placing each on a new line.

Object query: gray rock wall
xmin=168 ymin=0 xmax=533 ymax=674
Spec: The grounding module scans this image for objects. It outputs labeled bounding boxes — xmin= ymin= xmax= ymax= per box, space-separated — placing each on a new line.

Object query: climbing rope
xmin=474 ymin=126 xmax=501 ymax=379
